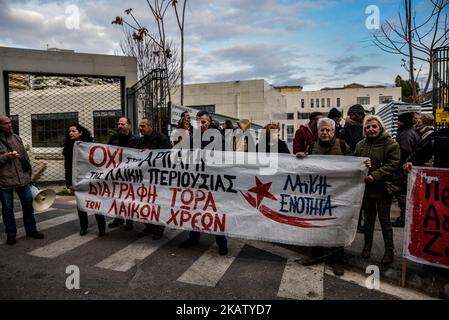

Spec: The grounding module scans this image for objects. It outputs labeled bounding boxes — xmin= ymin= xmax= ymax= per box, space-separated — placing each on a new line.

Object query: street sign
xmin=435 ymin=107 xmax=449 ymax=124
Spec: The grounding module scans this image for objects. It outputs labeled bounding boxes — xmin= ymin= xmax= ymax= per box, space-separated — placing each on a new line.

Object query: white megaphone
xmin=29 ymin=184 xmax=56 ymax=212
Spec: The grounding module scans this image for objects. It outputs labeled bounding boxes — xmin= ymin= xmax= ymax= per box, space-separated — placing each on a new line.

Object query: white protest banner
xmin=73 ymin=142 xmax=368 ymax=247
xmin=403 ymin=167 xmax=449 ymax=269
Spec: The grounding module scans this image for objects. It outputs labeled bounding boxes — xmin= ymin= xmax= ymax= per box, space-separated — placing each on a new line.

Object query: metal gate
xmin=433 ymin=46 xmax=449 ymax=129
xmin=126 ymin=68 xmax=170 ymax=136
xmin=5 ymin=72 xmax=125 ymax=183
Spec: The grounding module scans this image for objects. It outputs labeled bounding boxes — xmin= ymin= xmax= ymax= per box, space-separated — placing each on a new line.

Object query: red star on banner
xmin=248 ymin=177 xmax=277 ymax=208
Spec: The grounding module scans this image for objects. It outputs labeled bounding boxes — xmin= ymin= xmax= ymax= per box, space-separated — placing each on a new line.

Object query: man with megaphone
xmin=0 ymin=115 xmax=44 ymax=245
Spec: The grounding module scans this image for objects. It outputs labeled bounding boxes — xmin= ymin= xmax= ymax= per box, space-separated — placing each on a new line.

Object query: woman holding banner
xmin=354 ymin=116 xmax=400 ymax=266
xmin=62 ymin=123 xmax=106 ymax=237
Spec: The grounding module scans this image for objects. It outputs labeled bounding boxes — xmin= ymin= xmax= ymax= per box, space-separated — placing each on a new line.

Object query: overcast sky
xmin=0 ymin=0 xmax=435 ymax=90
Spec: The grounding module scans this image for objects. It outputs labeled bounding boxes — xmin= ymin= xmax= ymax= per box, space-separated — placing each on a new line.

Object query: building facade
xmin=274 ymin=84 xmax=402 ymax=146
xmin=1 ymin=47 xmax=138 ymax=182
xmin=172 ymin=79 xmax=287 ymax=128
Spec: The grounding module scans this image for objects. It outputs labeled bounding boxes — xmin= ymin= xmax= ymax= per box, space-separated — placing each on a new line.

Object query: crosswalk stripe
xmin=323 ymin=268 xmax=437 ymax=300
xmin=0 ymin=212 xmax=82 ymax=244
xmin=241 ymin=240 xmax=325 ymax=300
xmin=28 ymin=232 xmax=98 ymax=258
xmin=95 ymin=229 xmax=182 ymax=272
xmin=241 ymin=240 xmax=304 ymax=260
xmin=177 ymin=241 xmax=245 ymax=287
xmin=0 ymin=208 xmax=59 ymax=224
xmin=278 ymin=259 xmax=324 ymax=300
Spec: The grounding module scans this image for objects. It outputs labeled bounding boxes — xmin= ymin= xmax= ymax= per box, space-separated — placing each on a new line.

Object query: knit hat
xmin=348 ymin=104 xmax=366 ymax=114
xmin=328 ymin=108 xmax=342 ymax=119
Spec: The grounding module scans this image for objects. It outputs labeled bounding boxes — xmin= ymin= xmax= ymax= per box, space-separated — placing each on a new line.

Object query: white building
xmin=172 ymin=79 xmax=287 ymax=128
xmin=174 ymin=80 xmax=402 ymax=147
xmin=274 ymin=83 xmax=402 ymax=145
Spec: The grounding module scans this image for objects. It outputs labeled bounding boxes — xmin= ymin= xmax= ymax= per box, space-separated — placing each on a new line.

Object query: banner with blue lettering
xmin=73 ymin=142 xmax=368 ymax=246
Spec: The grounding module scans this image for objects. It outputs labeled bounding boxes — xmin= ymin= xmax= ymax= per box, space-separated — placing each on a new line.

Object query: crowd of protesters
xmin=1 ymin=105 xmax=447 ymax=276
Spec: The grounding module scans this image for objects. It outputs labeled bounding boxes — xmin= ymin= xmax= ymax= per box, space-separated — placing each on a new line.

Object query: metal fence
xmin=127 ymin=68 xmax=169 ymax=136
xmin=5 ymin=72 xmax=125 ymax=183
xmin=433 ymin=46 xmax=449 ymax=129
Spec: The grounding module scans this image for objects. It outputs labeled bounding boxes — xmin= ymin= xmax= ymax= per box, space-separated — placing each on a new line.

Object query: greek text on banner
xmin=73 ymin=142 xmax=368 ymax=247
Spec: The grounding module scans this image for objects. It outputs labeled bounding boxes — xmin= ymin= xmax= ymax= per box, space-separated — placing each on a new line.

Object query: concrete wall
xmin=0 ymin=46 xmax=138 ymax=115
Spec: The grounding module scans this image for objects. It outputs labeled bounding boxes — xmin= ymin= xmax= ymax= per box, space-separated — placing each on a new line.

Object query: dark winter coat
xmin=136 ymin=131 xmax=172 ymax=150
xmin=407 ymin=127 xmax=449 ymax=169
xmin=354 ymin=133 xmax=401 ymax=199
xmin=108 ymin=132 xmax=138 ymax=148
xmin=396 ymin=126 xmax=421 ymax=165
xmin=62 ymin=136 xmax=94 ymax=188
xmin=0 ymin=133 xmax=32 ymax=189
xmin=342 ymin=122 xmax=364 ymax=151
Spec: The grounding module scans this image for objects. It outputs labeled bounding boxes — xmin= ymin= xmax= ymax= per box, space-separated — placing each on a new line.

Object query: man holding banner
xmin=107 ymin=116 xmax=138 ymax=231
xmin=296 ymin=117 xmax=353 ymax=276
xmin=177 ymin=110 xmax=229 ymax=255
xmin=136 ymin=118 xmax=172 ymax=240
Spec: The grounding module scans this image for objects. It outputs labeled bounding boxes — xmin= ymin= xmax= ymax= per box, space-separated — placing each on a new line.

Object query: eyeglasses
xmin=365 ymin=125 xmax=379 ymax=129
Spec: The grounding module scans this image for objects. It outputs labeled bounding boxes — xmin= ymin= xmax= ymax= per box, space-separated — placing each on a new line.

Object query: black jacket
xmin=62 ymin=136 xmax=94 ymax=188
xmin=108 ymin=132 xmax=138 ymax=148
xmin=137 ymin=131 xmax=172 ymax=150
xmin=343 ymin=123 xmax=364 ymax=151
xmin=408 ymin=127 xmax=449 ymax=168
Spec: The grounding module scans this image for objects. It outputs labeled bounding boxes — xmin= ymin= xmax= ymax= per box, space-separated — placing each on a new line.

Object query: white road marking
xmin=278 ymin=259 xmax=324 ymax=300
xmin=242 ymin=239 xmax=436 ymax=300
xmin=95 ymin=229 xmax=182 ymax=272
xmin=28 ymin=232 xmax=97 ymax=258
xmin=177 ymin=241 xmax=244 ymax=287
xmin=323 ymin=268 xmax=438 ymax=300
xmin=0 ymin=212 xmax=84 ymax=243
xmin=0 ymin=208 xmax=58 ymax=224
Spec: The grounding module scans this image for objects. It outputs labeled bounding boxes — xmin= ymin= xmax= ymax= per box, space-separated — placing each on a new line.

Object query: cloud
xmin=343 ymin=65 xmax=382 ymax=75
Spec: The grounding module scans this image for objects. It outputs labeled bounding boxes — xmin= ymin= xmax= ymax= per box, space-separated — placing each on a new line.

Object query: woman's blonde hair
xmin=420 ymin=113 xmax=434 ymax=127
xmin=363 ymin=115 xmax=387 ymax=136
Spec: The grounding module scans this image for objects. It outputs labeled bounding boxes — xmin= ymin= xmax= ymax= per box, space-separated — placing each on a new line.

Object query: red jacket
xmin=293 ymin=125 xmax=317 ymax=154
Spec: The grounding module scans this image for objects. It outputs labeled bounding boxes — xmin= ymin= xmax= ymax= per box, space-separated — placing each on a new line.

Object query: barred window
xmin=310 ymin=99 xmax=314 ymax=108
xmin=32 ymin=112 xmax=79 ymax=147
xmin=357 ymin=97 xmax=370 ymax=105
xmin=327 ymin=98 xmax=331 ymax=108
xmin=321 ymin=98 xmax=325 ymax=108
xmin=93 ymin=110 xmax=122 ymax=144
xmin=11 ymin=115 xmax=19 ymax=135
xmin=301 ymin=99 xmax=305 ymax=108
xmin=379 ymin=96 xmax=393 ymax=104
xmin=287 ymin=113 xmax=294 ymax=120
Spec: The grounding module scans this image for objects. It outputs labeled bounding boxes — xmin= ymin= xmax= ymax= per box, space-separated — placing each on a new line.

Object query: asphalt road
xmin=0 ymin=196 xmax=431 ymax=301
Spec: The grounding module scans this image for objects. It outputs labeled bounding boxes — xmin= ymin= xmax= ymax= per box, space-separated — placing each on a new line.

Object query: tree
xmin=120 ymin=28 xmax=180 ymax=96
xmin=172 ymin=0 xmax=188 ymax=106
xmin=372 ymin=0 xmax=449 ymax=101
xmin=112 ymin=0 xmax=188 ymax=104
xmin=395 ymin=75 xmax=420 ymax=102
